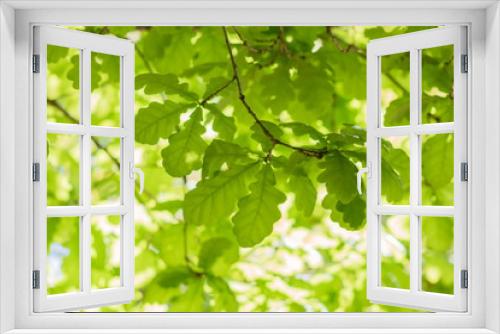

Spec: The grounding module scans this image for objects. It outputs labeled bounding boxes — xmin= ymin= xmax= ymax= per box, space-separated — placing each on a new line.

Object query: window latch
xmin=356 ymin=163 xmax=371 ymax=195
xmin=129 ymin=162 xmax=144 ymax=194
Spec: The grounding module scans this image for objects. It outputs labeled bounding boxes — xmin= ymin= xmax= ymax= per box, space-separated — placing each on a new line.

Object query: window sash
xmin=366 ymin=26 xmax=468 ymax=312
xmin=32 ymin=26 xmax=135 ymax=312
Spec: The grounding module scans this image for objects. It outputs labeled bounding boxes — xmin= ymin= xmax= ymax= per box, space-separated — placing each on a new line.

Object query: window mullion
xmin=409 ymin=48 xmax=421 ymax=293
xmin=81 ymin=48 xmax=92 ymax=294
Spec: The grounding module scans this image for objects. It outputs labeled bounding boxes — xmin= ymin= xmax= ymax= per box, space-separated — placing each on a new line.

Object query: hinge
xmin=32 ymin=270 xmax=40 ymax=289
xmin=461 ymin=269 xmax=468 ymax=289
xmin=32 ymin=54 xmax=40 ymax=73
xmin=461 ymin=162 xmax=468 ymax=182
xmin=461 ymin=54 xmax=468 ymax=73
xmin=32 ymin=163 xmax=40 ymax=182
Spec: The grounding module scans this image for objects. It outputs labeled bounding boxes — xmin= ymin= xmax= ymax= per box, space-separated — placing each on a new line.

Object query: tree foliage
xmin=45 ymin=26 xmax=454 ymax=312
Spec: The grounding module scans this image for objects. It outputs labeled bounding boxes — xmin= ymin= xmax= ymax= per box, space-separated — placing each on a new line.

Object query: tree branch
xmin=222 ymin=27 xmax=327 ymax=159
xmin=47 ymin=98 xmax=157 ymax=202
xmin=231 ymin=27 xmax=279 ymax=55
xmin=47 ymin=99 xmax=121 ymax=167
xmin=325 ymin=26 xmax=410 ymax=95
xmin=136 ymin=45 xmax=155 ymax=74
xmin=198 ymin=77 xmax=236 ymax=106
xmin=325 ymin=26 xmax=365 ymax=56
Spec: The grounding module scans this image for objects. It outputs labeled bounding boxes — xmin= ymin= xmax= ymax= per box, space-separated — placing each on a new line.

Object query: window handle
xmin=357 ymin=163 xmax=371 ymax=195
xmin=129 ymin=163 xmax=145 ymax=194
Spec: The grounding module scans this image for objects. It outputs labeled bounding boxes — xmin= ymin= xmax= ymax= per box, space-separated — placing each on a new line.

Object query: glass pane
xmin=421 ymin=45 xmax=454 ymax=124
xmin=381 ymin=136 xmax=410 ymax=205
xmin=421 ymin=217 xmax=454 ymax=294
xmin=91 ymin=52 xmax=121 ymax=127
xmin=46 ymin=45 xmax=80 ymax=124
xmin=381 ymin=215 xmax=410 ymax=289
xmin=47 ymin=216 xmax=80 ymax=295
xmin=381 ymin=52 xmax=410 ymax=127
xmin=47 ymin=133 xmax=80 ymax=206
xmin=91 ymin=215 xmax=121 ymax=289
xmin=421 ymin=133 xmax=454 ymax=206
xmin=91 ymin=137 xmax=121 ymax=205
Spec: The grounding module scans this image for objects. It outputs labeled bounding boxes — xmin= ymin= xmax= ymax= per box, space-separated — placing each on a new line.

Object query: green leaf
xmin=202 ymin=77 xmax=233 ymax=100
xmin=207 ymin=276 xmax=238 ymax=312
xmin=161 ymin=109 xmax=207 ymax=177
xmin=422 ymin=134 xmax=454 ymax=188
xmin=260 ymin=63 xmax=295 ymax=114
xmin=47 ymin=45 xmax=69 ymax=63
xmin=317 ymin=151 xmax=358 ymax=204
xmin=198 ymin=237 xmax=239 ymax=276
xmin=202 ymin=140 xmax=251 ymax=178
xmin=282 ymin=122 xmax=327 ymax=146
xmin=336 ymin=195 xmax=366 ymax=230
xmin=205 ymin=104 xmax=236 ymax=141
xmin=182 ymin=62 xmax=228 ymax=77
xmin=135 ymin=101 xmax=187 ymax=145
xmin=152 ymin=223 xmax=186 ymax=267
xmin=135 ymin=73 xmax=198 ymax=101
xmin=381 ymin=159 xmax=404 ymax=203
xmin=184 ymin=162 xmax=260 ymax=226
xmin=67 ymin=54 xmax=80 ymax=90
xmin=288 ymin=173 xmax=316 ymax=217
xmin=169 ymin=277 xmax=207 ymax=312
xmin=157 ymin=267 xmax=193 ymax=289
xmin=153 ymin=200 xmax=184 ymax=214
xmin=213 ymin=111 xmax=237 ymax=141
xmin=233 ymin=165 xmax=286 ymax=247
xmin=251 ymin=121 xmax=283 ymax=151
xmin=384 ymin=96 xmax=410 ymax=127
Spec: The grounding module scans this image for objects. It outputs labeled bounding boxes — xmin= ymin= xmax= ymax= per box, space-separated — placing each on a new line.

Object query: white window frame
xmin=366 ymin=26 xmax=468 ymax=312
xmin=0 ymin=1 xmax=499 ymax=333
xmin=32 ymin=26 xmax=135 ymax=312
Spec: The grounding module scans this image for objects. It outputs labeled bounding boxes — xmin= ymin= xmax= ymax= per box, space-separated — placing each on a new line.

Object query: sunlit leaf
xmin=161 ymin=109 xmax=207 ymax=177
xmin=136 ymin=73 xmax=199 ymax=101
xmin=317 ymin=150 xmax=358 ymax=204
xmin=184 ymin=162 xmax=260 ymax=226
xmin=135 ymin=101 xmax=187 ymax=145
xmin=202 ymin=140 xmax=251 ymax=178
xmin=233 ymin=165 xmax=286 ymax=247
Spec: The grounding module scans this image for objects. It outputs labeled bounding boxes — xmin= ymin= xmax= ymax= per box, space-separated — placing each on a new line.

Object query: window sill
xmin=4 ymin=330 xmax=498 ymax=334
xmin=4 ymin=329 xmax=497 ymax=334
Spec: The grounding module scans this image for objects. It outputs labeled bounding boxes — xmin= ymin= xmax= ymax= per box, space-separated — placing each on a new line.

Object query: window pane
xmin=421 ymin=45 xmax=454 ymax=124
xmin=381 ymin=215 xmax=410 ymax=289
xmin=91 ymin=137 xmax=121 ymax=205
xmin=381 ymin=136 xmax=410 ymax=205
xmin=91 ymin=215 xmax=121 ymax=289
xmin=421 ymin=133 xmax=454 ymax=206
xmin=47 ymin=217 xmax=80 ymax=295
xmin=91 ymin=52 xmax=121 ymax=127
xmin=421 ymin=217 xmax=454 ymax=294
xmin=380 ymin=52 xmax=410 ymax=127
xmin=47 ymin=133 xmax=80 ymax=206
xmin=46 ymin=45 xmax=80 ymax=124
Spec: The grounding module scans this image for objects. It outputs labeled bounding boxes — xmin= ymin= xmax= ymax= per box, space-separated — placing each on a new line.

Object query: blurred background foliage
xmin=45 ymin=26 xmax=455 ymax=312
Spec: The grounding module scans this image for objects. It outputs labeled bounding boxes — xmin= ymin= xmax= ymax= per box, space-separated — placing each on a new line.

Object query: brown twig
xmin=198 ymin=77 xmax=236 ymax=106
xmin=46 ymin=98 xmax=157 ymax=201
xmin=47 ymin=99 xmax=121 ymax=167
xmin=222 ymin=27 xmax=328 ymax=159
